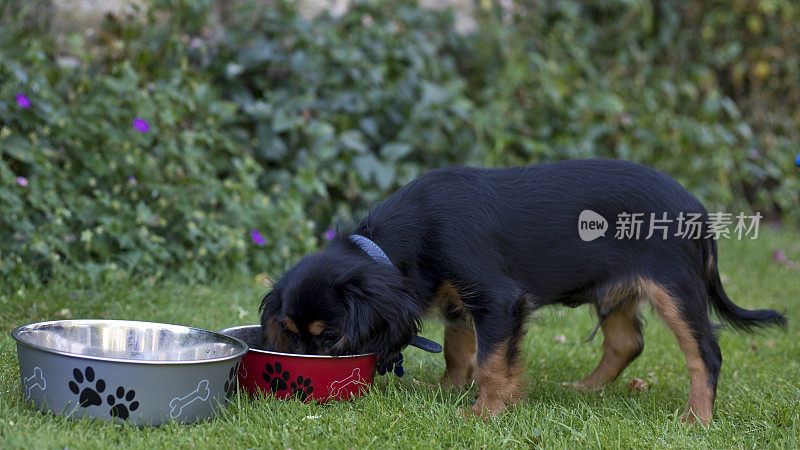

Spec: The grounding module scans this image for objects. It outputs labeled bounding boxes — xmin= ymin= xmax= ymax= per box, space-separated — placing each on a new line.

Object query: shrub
xmin=0 ymin=0 xmax=318 ymax=287
xmin=457 ymin=0 xmax=799 ymax=217
xmin=1 ymin=0 xmax=797 ymax=287
xmin=215 ymin=0 xmax=479 ymax=224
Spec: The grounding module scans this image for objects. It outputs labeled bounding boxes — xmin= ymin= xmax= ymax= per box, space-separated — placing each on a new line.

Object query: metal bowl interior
xmin=218 ymin=325 xmax=375 ymax=359
xmin=12 ymin=320 xmax=248 ymax=364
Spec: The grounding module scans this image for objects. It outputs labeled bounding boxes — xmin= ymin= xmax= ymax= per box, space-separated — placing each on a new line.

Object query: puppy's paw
xmin=562 ymin=379 xmax=603 ymax=392
xmin=457 ymin=407 xmax=491 ymax=422
xmin=466 ymin=398 xmax=507 ymax=420
xmin=680 ymin=408 xmax=711 ymax=428
xmin=376 ymin=353 xmax=404 ymax=376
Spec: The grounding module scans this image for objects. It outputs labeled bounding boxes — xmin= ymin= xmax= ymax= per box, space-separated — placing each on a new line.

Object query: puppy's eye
xmin=322 ymin=330 xmax=337 ymax=343
xmin=319 ymin=331 xmax=340 ymax=351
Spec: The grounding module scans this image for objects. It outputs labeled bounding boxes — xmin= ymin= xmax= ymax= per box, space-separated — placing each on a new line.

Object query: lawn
xmin=1 ymin=229 xmax=798 ymax=448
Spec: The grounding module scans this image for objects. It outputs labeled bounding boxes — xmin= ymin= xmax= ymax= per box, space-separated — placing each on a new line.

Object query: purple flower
xmin=16 ymin=176 xmax=28 ymax=187
xmin=251 ymin=229 xmax=266 ymax=246
xmin=324 ymin=228 xmax=336 ymax=241
xmin=133 ymin=118 xmax=150 ymax=133
xmin=128 ymin=175 xmax=137 ymax=185
xmin=16 ymin=94 xmax=31 ymax=108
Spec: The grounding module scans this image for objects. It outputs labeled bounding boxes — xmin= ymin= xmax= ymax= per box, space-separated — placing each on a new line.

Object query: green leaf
xmin=374 ymin=163 xmax=395 ymax=190
xmin=379 ymin=142 xmax=413 ymax=162
xmin=340 ymin=130 xmax=369 ymax=153
xmin=2 ymin=136 xmax=35 ymax=163
xmin=255 ymin=121 xmax=287 ymax=161
xmin=353 ymin=153 xmax=379 ymax=183
xmin=237 ymin=39 xmax=279 ymax=68
xmin=359 ymin=117 xmax=379 ymax=139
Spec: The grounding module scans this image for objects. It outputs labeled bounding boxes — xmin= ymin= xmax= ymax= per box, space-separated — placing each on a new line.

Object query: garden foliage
xmin=1 ymin=0 xmax=798 ymax=286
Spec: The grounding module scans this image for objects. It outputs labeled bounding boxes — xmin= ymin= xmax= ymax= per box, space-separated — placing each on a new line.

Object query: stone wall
xmin=49 ymin=0 xmax=147 ymax=34
xmin=47 ymin=0 xmax=478 ymax=34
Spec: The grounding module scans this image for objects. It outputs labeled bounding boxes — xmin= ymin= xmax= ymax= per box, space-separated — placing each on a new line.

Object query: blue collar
xmin=349 ymin=234 xmax=393 ymax=267
xmin=348 ymin=234 xmax=444 ymax=357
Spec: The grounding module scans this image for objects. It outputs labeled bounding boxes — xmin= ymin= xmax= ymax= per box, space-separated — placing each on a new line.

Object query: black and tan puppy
xmin=259 ymin=158 xmax=785 ymax=424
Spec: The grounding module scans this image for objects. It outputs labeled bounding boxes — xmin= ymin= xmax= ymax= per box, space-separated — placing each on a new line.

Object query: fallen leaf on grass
xmin=627 ymin=378 xmax=647 ymax=392
xmin=410 ymin=378 xmax=436 ymax=388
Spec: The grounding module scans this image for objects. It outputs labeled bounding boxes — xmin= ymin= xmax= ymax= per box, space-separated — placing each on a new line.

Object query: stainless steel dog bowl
xmin=12 ymin=320 xmax=248 ymax=426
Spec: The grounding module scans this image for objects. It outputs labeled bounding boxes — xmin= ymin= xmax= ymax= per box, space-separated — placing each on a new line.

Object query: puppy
xmin=259 ymin=159 xmax=785 ymax=424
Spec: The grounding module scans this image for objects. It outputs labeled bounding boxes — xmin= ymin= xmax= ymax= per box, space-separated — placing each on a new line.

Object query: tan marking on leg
xmin=600 ymin=279 xmax=643 ymax=311
xmin=308 ymin=320 xmax=326 ymax=336
xmin=442 ymin=320 xmax=477 ymax=388
xmin=428 ymin=281 xmax=478 ymax=388
xmin=470 ymin=341 xmax=525 ymax=418
xmin=643 ymin=279 xmax=713 ymax=426
xmin=572 ymin=300 xmax=642 ymax=391
xmin=426 ymin=281 xmax=462 ymax=315
xmin=283 ymin=317 xmax=299 ymax=334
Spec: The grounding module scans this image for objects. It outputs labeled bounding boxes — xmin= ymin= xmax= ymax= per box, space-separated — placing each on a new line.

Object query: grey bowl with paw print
xmin=12 ymin=320 xmax=248 ymax=426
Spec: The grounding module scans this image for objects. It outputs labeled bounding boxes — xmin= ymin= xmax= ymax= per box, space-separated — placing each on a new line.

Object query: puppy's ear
xmin=259 ymin=287 xmax=294 ymax=352
xmin=336 ymin=267 xmax=422 ymax=366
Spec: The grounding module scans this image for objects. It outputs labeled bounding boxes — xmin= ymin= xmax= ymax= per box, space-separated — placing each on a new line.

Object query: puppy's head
xmin=259 ymin=243 xmax=421 ymax=368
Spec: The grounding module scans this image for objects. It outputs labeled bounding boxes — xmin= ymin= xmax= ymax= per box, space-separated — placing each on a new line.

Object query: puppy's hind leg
xmin=645 ymin=278 xmax=720 ymax=426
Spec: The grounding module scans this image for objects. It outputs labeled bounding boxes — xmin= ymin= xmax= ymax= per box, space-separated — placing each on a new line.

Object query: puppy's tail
xmin=703 ymin=238 xmax=787 ymax=331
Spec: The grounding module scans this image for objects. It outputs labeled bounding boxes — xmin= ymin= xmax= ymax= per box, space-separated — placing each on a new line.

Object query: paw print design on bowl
xmin=107 ymin=386 xmax=140 ymax=420
xmin=68 ymin=366 xmax=106 ymax=407
xmin=262 ymin=362 xmax=290 ymax=392
xmin=290 ymin=376 xmax=313 ymax=401
xmin=224 ymin=362 xmax=239 ymax=397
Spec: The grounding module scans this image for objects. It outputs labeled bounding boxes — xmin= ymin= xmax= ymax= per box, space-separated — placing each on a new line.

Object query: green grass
xmin=1 ymin=229 xmax=799 ymax=449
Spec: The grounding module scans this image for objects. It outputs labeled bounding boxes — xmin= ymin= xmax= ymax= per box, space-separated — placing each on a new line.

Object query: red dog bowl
xmin=217 ymin=325 xmax=376 ymax=402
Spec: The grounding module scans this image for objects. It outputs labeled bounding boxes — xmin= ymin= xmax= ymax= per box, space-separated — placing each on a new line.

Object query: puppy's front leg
xmin=442 ymin=318 xmax=477 ymax=388
xmin=434 ymin=282 xmax=478 ymax=388
xmin=468 ymin=291 xmax=530 ymax=418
